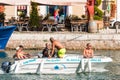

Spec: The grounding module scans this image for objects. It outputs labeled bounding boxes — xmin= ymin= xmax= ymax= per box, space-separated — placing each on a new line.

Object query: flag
xmin=107 ymin=3 xmax=111 ymax=13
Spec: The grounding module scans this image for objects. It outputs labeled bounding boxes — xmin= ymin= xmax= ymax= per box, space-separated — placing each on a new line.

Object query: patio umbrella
xmin=32 ymin=0 xmax=87 ymax=6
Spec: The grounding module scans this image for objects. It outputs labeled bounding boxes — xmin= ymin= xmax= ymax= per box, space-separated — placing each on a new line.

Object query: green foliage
xmin=94 ymin=15 xmax=102 ymax=20
xmin=81 ymin=14 xmax=86 ymax=19
xmin=29 ymin=2 xmax=40 ymax=28
xmin=95 ymin=0 xmax=102 ymax=7
xmin=94 ymin=6 xmax=103 ymax=17
xmin=69 ymin=15 xmax=81 ymax=20
xmin=94 ymin=0 xmax=103 ymax=20
xmin=65 ymin=15 xmax=71 ymax=28
xmin=19 ymin=11 xmax=26 ymax=19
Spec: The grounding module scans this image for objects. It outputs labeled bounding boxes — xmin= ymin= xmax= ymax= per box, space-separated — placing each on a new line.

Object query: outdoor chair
xmin=20 ymin=21 xmax=29 ymax=31
xmin=78 ymin=23 xmax=87 ymax=32
xmin=51 ymin=23 xmax=58 ymax=32
xmin=71 ymin=24 xmax=78 ymax=32
xmin=42 ymin=21 xmax=50 ymax=32
xmin=42 ymin=20 xmax=58 ymax=32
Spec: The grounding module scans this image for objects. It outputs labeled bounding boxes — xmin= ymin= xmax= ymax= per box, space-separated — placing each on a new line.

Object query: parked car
xmin=110 ymin=18 xmax=120 ymax=29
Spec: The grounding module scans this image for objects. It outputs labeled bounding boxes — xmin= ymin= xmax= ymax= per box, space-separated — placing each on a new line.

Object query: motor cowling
xmin=1 ymin=61 xmax=11 ymax=73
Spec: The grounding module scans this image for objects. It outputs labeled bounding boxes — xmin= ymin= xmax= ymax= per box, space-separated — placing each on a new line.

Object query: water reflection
xmin=0 ymin=51 xmax=7 ymax=58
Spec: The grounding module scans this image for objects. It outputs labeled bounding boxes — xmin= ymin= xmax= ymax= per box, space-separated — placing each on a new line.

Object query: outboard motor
xmin=1 ymin=61 xmax=11 ymax=73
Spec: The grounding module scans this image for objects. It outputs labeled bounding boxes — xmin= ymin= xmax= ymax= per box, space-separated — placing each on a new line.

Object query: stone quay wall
xmin=6 ymin=32 xmax=120 ymax=50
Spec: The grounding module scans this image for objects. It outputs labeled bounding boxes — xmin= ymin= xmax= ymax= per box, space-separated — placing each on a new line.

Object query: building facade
xmin=3 ymin=4 xmax=86 ymax=21
xmin=1 ymin=0 xmax=116 ymax=22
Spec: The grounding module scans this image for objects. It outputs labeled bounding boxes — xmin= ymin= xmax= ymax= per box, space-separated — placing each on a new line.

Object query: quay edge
xmin=6 ymin=32 xmax=120 ymax=50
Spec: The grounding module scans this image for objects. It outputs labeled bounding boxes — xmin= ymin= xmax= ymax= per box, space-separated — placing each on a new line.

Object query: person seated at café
xmin=13 ymin=45 xmax=31 ymax=60
xmin=83 ymin=43 xmax=94 ymax=58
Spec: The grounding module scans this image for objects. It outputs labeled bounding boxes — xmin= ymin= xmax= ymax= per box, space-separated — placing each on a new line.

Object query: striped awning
xmin=32 ymin=0 xmax=87 ymax=6
xmin=17 ymin=5 xmax=27 ymax=10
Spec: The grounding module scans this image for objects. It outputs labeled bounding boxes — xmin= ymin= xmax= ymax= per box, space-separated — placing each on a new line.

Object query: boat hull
xmin=8 ymin=55 xmax=112 ymax=74
xmin=0 ymin=26 xmax=16 ymax=50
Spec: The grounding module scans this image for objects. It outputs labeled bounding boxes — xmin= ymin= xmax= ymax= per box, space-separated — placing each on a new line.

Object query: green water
xmin=0 ymin=50 xmax=120 ymax=80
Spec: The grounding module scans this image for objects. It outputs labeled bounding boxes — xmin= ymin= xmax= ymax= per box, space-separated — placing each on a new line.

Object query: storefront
xmin=34 ymin=0 xmax=87 ymax=22
xmin=46 ymin=6 xmax=67 ymax=23
xmin=2 ymin=0 xmax=86 ymax=20
xmin=17 ymin=5 xmax=28 ymax=19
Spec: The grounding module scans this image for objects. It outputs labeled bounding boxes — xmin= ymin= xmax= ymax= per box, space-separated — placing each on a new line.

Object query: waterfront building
xmin=0 ymin=0 xmax=116 ymax=28
xmin=1 ymin=0 xmax=87 ymax=21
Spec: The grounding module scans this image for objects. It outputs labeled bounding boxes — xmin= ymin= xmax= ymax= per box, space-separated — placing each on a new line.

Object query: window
xmin=17 ymin=5 xmax=27 ymax=18
xmin=47 ymin=6 xmax=67 ymax=17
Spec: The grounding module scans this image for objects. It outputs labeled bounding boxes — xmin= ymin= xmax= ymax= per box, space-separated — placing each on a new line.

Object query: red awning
xmin=32 ymin=0 xmax=87 ymax=6
xmin=17 ymin=5 xmax=27 ymax=10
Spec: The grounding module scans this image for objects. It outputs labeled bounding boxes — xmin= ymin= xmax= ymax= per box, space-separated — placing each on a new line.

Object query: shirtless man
xmin=50 ymin=37 xmax=66 ymax=58
xmin=13 ymin=45 xmax=31 ymax=59
xmin=83 ymin=43 xmax=94 ymax=58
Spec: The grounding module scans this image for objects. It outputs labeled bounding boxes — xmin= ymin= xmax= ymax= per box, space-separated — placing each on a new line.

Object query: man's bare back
xmin=53 ymin=40 xmax=64 ymax=50
xmin=50 ymin=37 xmax=66 ymax=58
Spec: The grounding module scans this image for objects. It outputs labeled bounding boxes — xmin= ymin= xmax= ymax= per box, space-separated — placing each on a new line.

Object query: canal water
xmin=0 ymin=50 xmax=120 ymax=80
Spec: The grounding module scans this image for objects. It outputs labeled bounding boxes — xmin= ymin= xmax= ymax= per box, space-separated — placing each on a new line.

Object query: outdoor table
xmin=71 ymin=20 xmax=88 ymax=32
xmin=42 ymin=20 xmax=58 ymax=32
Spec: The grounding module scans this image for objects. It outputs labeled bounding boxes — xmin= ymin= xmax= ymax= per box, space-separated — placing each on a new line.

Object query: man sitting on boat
xmin=42 ymin=43 xmax=56 ymax=58
xmin=49 ymin=37 xmax=66 ymax=58
xmin=13 ymin=45 xmax=31 ymax=60
xmin=83 ymin=43 xmax=94 ymax=58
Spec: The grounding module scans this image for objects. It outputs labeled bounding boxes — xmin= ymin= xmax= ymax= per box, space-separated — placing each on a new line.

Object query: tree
xmin=29 ymin=2 xmax=40 ymax=30
xmin=94 ymin=0 xmax=103 ymax=20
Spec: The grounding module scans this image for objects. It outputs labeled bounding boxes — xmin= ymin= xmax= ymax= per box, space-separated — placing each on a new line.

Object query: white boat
xmin=1 ymin=54 xmax=112 ymax=74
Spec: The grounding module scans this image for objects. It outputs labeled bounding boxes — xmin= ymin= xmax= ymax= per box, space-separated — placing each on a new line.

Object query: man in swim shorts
xmin=49 ymin=37 xmax=66 ymax=58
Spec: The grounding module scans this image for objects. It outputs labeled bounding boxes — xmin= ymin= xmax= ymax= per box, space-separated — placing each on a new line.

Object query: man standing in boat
xmin=49 ymin=37 xmax=66 ymax=58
